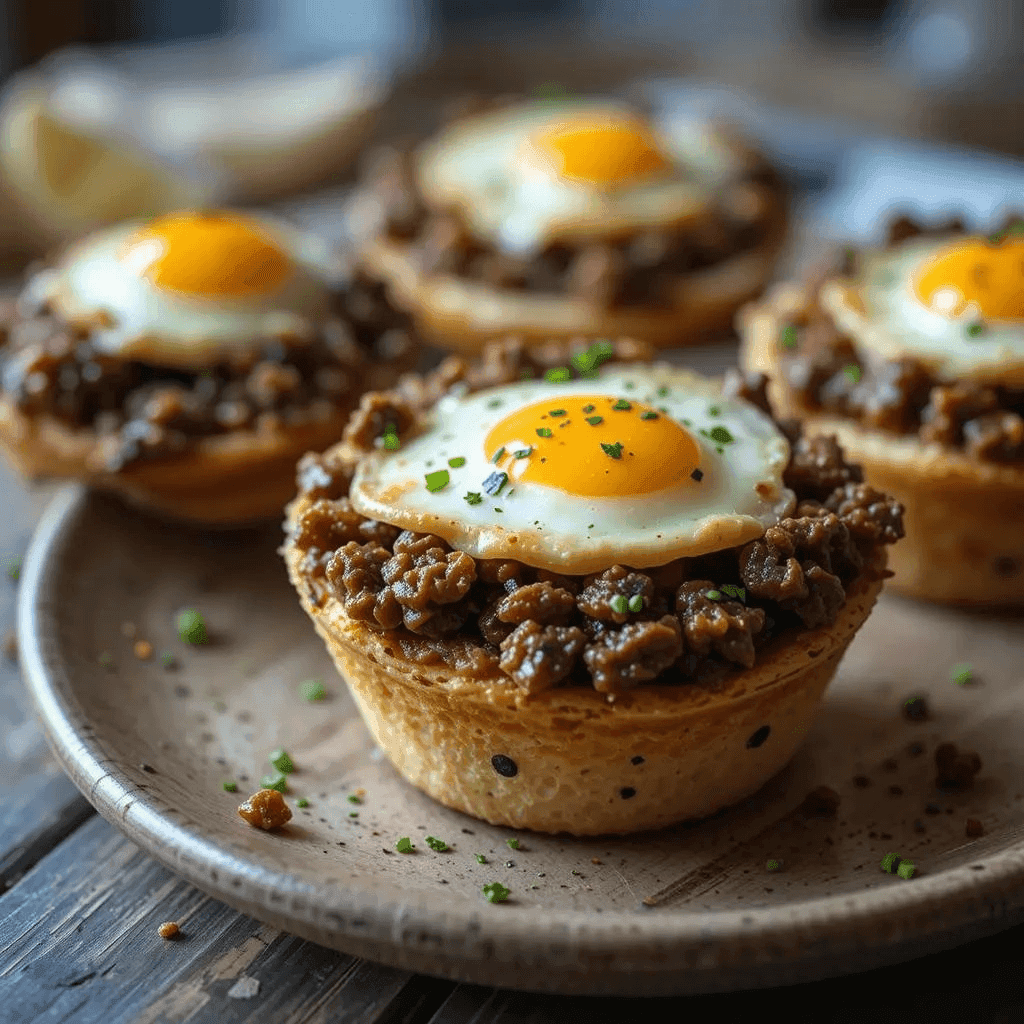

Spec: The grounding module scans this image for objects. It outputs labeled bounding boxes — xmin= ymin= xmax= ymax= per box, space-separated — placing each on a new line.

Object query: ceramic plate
xmin=20 ymin=484 xmax=1024 ymax=996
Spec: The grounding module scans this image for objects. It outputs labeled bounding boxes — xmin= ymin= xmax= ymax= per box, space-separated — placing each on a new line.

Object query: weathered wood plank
xmin=0 ymin=813 xmax=456 ymax=1024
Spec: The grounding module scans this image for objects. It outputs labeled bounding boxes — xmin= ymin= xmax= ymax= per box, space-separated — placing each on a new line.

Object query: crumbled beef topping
xmin=360 ymin=125 xmax=784 ymax=310
xmin=0 ymin=271 xmax=415 ymax=470
xmin=289 ymin=340 xmax=902 ymax=694
xmin=778 ymin=213 xmax=1024 ymax=462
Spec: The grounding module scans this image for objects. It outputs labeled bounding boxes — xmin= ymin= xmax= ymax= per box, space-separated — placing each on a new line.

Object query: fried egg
xmin=23 ymin=210 xmax=345 ymax=369
xmin=415 ymin=100 xmax=745 ymax=257
xmin=350 ymin=365 xmax=794 ymax=574
xmin=821 ymin=229 xmax=1024 ymax=385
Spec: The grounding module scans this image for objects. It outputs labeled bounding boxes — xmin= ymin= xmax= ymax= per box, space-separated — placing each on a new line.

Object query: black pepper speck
xmin=746 ymin=725 xmax=771 ymax=749
xmin=620 ymin=787 xmax=636 ymax=799
xmin=491 ymin=754 xmax=518 ymax=778
xmin=630 ymin=755 xmax=645 ymax=765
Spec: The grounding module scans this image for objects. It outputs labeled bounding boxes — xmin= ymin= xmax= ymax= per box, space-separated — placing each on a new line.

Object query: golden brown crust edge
xmin=282 ymin=489 xmax=886 ymax=836
xmin=359 ymin=199 xmax=789 ymax=356
xmin=0 ymin=395 xmax=352 ymax=524
xmin=740 ymin=285 xmax=1024 ymax=607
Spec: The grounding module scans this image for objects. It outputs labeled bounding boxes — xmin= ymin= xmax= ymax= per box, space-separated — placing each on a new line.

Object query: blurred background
xmin=0 ymin=0 xmax=1020 ymax=269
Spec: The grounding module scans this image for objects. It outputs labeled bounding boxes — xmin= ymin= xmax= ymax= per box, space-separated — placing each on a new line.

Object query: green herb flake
xmin=536 ymin=427 xmax=553 ymax=438
xmin=464 ymin=491 xmax=484 ymax=505
xmin=348 ymin=811 xmax=359 ymax=818
xmin=98 ymin=652 xmax=114 ymax=669
xmin=780 ymin=325 xmax=798 ymax=350
xmin=382 ymin=432 xmax=400 ymax=451
xmin=612 ymin=399 xmax=632 ymax=411
xmin=549 ymin=408 xmax=567 ymax=417
xmin=571 ymin=340 xmax=615 ymax=376
xmin=487 ymin=398 xmax=503 ymax=409
xmin=585 ymin=415 xmax=604 ymax=426
xmin=766 ymin=858 xmax=782 ymax=872
xmin=627 ymin=594 xmax=644 ymax=613
xmin=6 ymin=557 xmax=21 ymax=583
xmin=425 ymin=469 xmax=450 ymax=492
xmin=298 ymin=678 xmax=327 ymax=702
xmin=843 ymin=364 xmax=862 ymax=384
xmin=880 ymin=852 xmax=901 ymax=874
xmin=708 ymin=405 xmax=721 ymax=417
xmin=297 ymin=798 xmax=309 ymax=808
xmin=657 ymin=386 xmax=670 ymax=397
xmin=176 ymin=609 xmax=207 ymax=645
xmin=582 ymin=404 xmax=596 ymax=413
xmin=482 ymin=881 xmax=510 ymax=903
xmin=492 ymin=446 xmax=506 ymax=464
xmin=705 ymin=589 xmax=723 ymax=601
xmin=425 ymin=835 xmax=449 ymax=852
xmin=513 ymin=447 xmax=533 ymax=459
xmin=896 ymin=860 xmax=916 ymax=880
xmin=160 ymin=651 xmax=176 ymax=669
xmin=600 ymin=441 xmax=624 ymax=459
xmin=610 ymin=595 xmax=628 ymax=615
xmin=347 ymin=794 xmax=362 ymax=804
xmin=966 ymin=322 xmax=985 ymax=338
xmin=506 ymin=838 xmax=521 ymax=849
xmin=476 ymin=854 xmax=487 ymax=864
xmin=624 ymin=381 xmax=635 ymax=390
xmin=395 ymin=837 xmax=414 ymax=853
xmin=269 ymin=748 xmax=294 ymax=774
xmin=222 ymin=780 xmax=238 ymax=792
xmin=721 ymin=584 xmax=746 ymax=602
xmin=261 ymin=772 xmax=287 ymax=793
xmin=640 ymin=411 xmax=658 ymax=420
xmin=704 ymin=426 xmax=734 ymax=445
xmin=544 ymin=367 xmax=572 ymax=383
xmin=448 ymin=456 xmax=466 ymax=468
xmin=951 ymin=663 xmax=973 ymax=686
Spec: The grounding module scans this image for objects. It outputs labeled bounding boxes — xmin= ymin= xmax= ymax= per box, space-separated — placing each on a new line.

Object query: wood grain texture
xmin=0 ymin=813 xmax=455 ymax=1024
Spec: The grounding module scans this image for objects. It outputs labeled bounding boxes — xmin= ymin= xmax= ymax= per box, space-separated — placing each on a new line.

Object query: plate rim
xmin=19 ymin=484 xmax=1024 ymax=995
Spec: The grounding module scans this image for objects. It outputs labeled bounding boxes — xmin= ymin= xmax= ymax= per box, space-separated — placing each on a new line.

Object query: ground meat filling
xmin=0 ymin=273 xmax=415 ymax=470
xmin=776 ymin=213 xmax=1024 ymax=463
xmin=361 ymin=113 xmax=785 ymax=310
xmin=291 ymin=342 xmax=903 ymax=693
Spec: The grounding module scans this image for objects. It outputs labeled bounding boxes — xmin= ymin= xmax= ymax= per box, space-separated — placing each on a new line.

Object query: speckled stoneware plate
xmin=20 ymin=483 xmax=1024 ymax=996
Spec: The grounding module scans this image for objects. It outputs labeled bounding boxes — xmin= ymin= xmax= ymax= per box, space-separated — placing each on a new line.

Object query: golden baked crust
xmin=359 ymin=216 xmax=787 ymax=355
xmin=741 ymin=283 xmax=1024 ymax=606
xmin=283 ymin=481 xmax=886 ymax=835
xmin=0 ymin=393 xmax=352 ymax=524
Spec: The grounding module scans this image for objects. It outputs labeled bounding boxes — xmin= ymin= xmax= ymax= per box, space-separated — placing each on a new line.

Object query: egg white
xmin=821 ymin=237 xmax=1024 ymax=386
xmin=24 ymin=214 xmax=346 ymax=369
xmin=416 ymin=100 xmax=740 ymax=257
xmin=349 ymin=365 xmax=794 ymax=575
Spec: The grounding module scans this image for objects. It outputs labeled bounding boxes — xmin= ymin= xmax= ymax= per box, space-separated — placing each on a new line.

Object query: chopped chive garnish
xmin=482 ymin=881 xmax=510 ymax=903
xmin=966 ymin=322 xmax=985 ymax=338
xmin=585 ymin=416 xmax=603 ymax=426
xmin=843 ymin=364 xmax=862 ymax=383
xmin=513 ymin=447 xmax=533 ymax=459
xmin=6 ymin=557 xmax=21 ymax=582
xmin=261 ymin=772 xmax=287 ymax=793
xmin=482 ymin=471 xmax=508 ymax=495
xmin=395 ymin=837 xmax=414 ymax=853
xmin=176 ymin=609 xmax=207 ymax=645
xmin=657 ymin=386 xmax=669 ymax=397
xmin=487 ymin=398 xmax=503 ymax=408
xmin=348 ymin=811 xmax=359 ymax=818
xmin=297 ymin=798 xmax=309 ymax=808
xmin=299 ymin=678 xmax=327 ymax=701
xmin=571 ymin=340 xmax=614 ymax=376
xmin=492 ymin=446 xmax=506 ymax=464
xmin=612 ymin=399 xmax=632 ymax=411
xmin=708 ymin=405 xmax=720 ymax=417
xmin=536 ymin=427 xmax=553 ymax=438
xmin=269 ymin=748 xmax=294 ymax=774
xmin=610 ymin=595 xmax=628 ymax=614
xmin=582 ymin=404 xmax=595 ymax=413
xmin=493 ymin=507 xmax=503 ymax=512
xmin=627 ymin=594 xmax=644 ymax=612
xmin=624 ymin=381 xmax=635 ymax=390
xmin=896 ymin=860 xmax=916 ymax=879
xmin=448 ymin=456 xmax=466 ymax=468
xmin=465 ymin=491 xmax=483 ymax=505
xmin=425 ymin=835 xmax=449 ymax=852
xmin=721 ymin=584 xmax=746 ymax=601
xmin=425 ymin=469 xmax=450 ymax=492
xmin=766 ymin=858 xmax=782 ymax=872
xmin=476 ymin=854 xmax=487 ymax=863
xmin=703 ymin=426 xmax=734 ymax=445
xmin=222 ymin=780 xmax=238 ymax=792
xmin=951 ymin=663 xmax=973 ymax=686
xmin=382 ymin=426 xmax=400 ymax=450
xmin=600 ymin=441 xmax=624 ymax=459
xmin=705 ymin=589 xmax=723 ymax=601
xmin=640 ymin=411 xmax=658 ymax=420
xmin=549 ymin=409 xmax=567 ymax=417
xmin=780 ymin=325 xmax=798 ymax=350
xmin=544 ymin=367 xmax=572 ymax=383
xmin=347 ymin=793 xmax=361 ymax=804
xmin=506 ymin=838 xmax=521 ymax=849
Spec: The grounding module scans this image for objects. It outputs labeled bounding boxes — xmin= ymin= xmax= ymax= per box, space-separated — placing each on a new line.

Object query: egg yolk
xmin=530 ymin=117 xmax=671 ymax=186
xmin=120 ymin=211 xmax=292 ymax=297
xmin=914 ymin=237 xmax=1024 ymax=321
xmin=485 ymin=395 xmax=700 ymax=498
